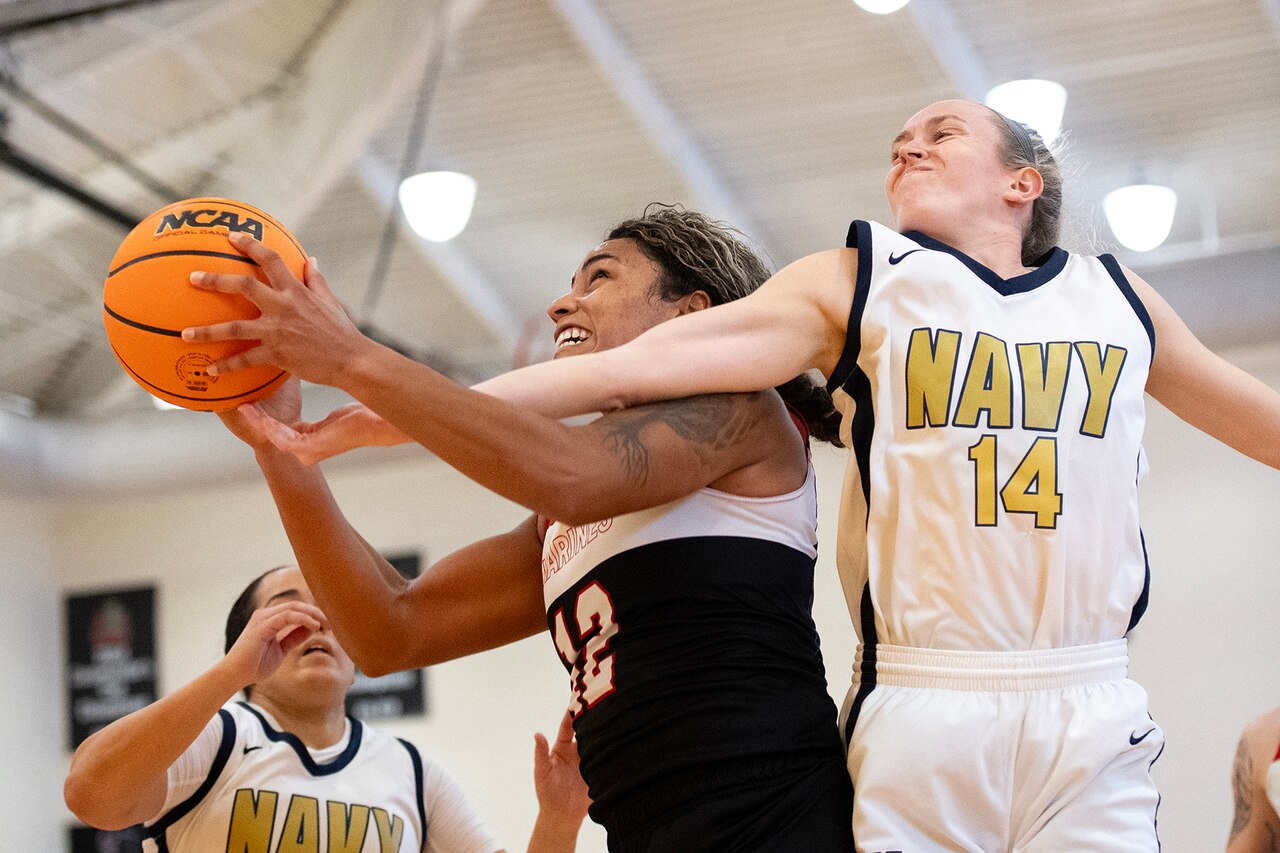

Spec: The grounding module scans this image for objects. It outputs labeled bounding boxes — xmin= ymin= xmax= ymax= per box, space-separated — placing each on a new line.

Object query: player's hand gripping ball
xmin=102 ymin=198 xmax=305 ymax=411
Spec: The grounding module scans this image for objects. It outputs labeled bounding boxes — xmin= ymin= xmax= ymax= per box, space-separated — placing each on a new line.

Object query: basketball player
xmin=184 ymin=100 xmax=1280 ymax=850
xmin=188 ymin=207 xmax=855 ymax=850
xmin=1228 ymin=707 xmax=1280 ymax=852
xmin=64 ymin=565 xmax=586 ymax=852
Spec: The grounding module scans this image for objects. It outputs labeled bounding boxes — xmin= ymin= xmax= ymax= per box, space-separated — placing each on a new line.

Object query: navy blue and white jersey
xmin=142 ymin=701 xmax=499 ymax=853
xmin=828 ymin=220 xmax=1155 ymax=653
xmin=541 ymin=461 xmax=846 ymax=835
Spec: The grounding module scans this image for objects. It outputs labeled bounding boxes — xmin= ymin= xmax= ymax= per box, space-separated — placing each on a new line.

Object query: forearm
xmin=65 ymin=660 xmax=243 ymax=827
xmin=254 ymin=448 xmax=420 ymax=672
xmin=526 ymin=811 xmax=583 ymax=853
xmin=331 ymin=341 xmax=607 ymax=518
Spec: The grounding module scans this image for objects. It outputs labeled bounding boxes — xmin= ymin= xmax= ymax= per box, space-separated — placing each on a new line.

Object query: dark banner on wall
xmin=344 ymin=553 xmax=428 ymax=721
xmin=69 ymin=824 xmax=143 ymax=853
xmin=65 ymin=586 xmax=157 ymax=749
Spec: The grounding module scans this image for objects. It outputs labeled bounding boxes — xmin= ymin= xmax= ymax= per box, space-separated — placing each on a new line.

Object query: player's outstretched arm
xmin=64 ymin=601 xmax=324 ymax=829
xmin=183 ymin=235 xmax=854 ymax=422
xmin=527 ymin=712 xmax=591 ymax=853
xmin=1133 ymin=269 xmax=1280 ymax=469
xmin=472 ymin=248 xmax=857 ymax=418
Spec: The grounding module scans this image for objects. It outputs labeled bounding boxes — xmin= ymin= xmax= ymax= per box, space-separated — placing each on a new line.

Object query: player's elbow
xmin=64 ymin=773 xmax=135 ymax=830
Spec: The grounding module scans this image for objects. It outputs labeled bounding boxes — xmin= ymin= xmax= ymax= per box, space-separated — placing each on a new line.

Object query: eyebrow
xmin=891 ymin=114 xmax=968 ymax=149
xmin=263 ymin=589 xmax=302 ymax=606
xmin=571 ymin=251 xmax=619 ymax=284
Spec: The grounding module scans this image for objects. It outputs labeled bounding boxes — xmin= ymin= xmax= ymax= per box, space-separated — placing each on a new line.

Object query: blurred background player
xmin=64 ymin=564 xmax=587 ymax=852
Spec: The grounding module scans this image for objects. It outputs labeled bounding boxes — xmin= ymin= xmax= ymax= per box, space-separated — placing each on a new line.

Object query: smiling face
xmin=885 ymin=99 xmax=1029 ymax=240
xmin=546 ymin=238 xmax=706 ymax=358
xmin=246 ymin=567 xmax=356 ymax=709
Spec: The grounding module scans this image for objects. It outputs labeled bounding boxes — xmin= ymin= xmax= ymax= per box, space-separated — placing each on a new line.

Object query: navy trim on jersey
xmin=901 ymin=230 xmax=1068 ymax=296
xmin=143 ymin=708 xmax=237 ymax=849
xmin=844 ymin=585 xmax=878 ymax=748
xmin=830 ymin=220 xmax=877 ymax=506
xmin=1127 ymin=530 xmax=1152 ymax=633
xmin=398 ymin=738 xmax=429 ymax=852
xmin=237 ymin=701 xmax=363 ymax=776
xmin=1098 ymin=254 xmax=1156 ymax=356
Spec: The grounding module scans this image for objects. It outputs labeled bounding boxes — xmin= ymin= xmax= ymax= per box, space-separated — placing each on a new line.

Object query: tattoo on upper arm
xmin=1231 ymin=735 xmax=1256 ymax=838
xmin=600 ymin=394 xmax=759 ymax=484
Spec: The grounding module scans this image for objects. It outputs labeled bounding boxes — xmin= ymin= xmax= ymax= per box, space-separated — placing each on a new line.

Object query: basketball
xmin=102 ymin=197 xmax=305 ymax=411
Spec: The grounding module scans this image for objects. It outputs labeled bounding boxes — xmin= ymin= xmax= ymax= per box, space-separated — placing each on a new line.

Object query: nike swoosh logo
xmin=1129 ymin=728 xmax=1157 ymax=745
xmin=243 ymin=745 xmax=262 ymax=754
xmin=888 ymin=249 xmax=924 ymax=265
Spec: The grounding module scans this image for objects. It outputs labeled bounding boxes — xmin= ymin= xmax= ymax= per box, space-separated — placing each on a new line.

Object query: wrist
xmin=331 ymin=334 xmax=392 ymax=394
xmin=206 ymin=657 xmax=252 ymax=700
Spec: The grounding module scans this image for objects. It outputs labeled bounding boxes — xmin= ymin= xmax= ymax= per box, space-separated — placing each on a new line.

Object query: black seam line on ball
xmin=104 ymin=303 xmax=184 ymax=337
xmin=106 ymin=249 xmax=259 ymax=278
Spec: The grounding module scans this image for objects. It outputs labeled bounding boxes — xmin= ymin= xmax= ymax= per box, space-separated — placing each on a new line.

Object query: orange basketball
xmin=103 ymin=197 xmax=304 ymax=411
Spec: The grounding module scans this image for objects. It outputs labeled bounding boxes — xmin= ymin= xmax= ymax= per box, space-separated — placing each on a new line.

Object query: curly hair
xmin=607 ymin=205 xmax=843 ymax=446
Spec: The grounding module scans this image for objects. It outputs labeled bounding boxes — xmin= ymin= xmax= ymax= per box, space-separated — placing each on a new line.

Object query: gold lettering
xmin=226 ymin=789 xmax=277 ymax=853
xmin=327 ymin=801 xmax=371 ymax=853
xmin=905 ymin=328 xmax=961 ymax=428
xmin=953 ymin=333 xmax=1012 ymax=429
xmin=1017 ymin=342 xmax=1072 ymax=430
xmin=372 ymin=808 xmax=405 ymax=852
xmin=277 ymin=795 xmax=320 ymax=853
xmin=1075 ymin=343 xmax=1127 ymax=437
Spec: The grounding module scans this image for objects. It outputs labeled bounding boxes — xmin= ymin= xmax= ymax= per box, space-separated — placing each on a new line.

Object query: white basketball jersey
xmin=144 ymin=702 xmax=426 ymax=852
xmin=827 ymin=220 xmax=1154 ymax=652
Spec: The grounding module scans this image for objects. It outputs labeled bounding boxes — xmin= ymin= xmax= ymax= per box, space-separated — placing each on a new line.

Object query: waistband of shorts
xmin=854 ymin=639 xmax=1129 ymax=691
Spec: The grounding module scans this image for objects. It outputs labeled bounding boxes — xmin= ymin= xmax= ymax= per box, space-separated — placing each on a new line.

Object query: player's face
xmin=547 ymin=238 xmax=699 ymax=358
xmin=250 ymin=567 xmax=356 ymax=706
xmin=885 ymin=99 xmax=1017 ymax=236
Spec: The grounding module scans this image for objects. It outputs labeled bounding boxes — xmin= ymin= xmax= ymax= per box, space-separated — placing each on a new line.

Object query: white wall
xmin=0 ymin=494 xmax=64 ymax=852
xmin=17 ymin=344 xmax=1280 ymax=851
xmin=1130 ymin=344 xmax=1280 ymax=851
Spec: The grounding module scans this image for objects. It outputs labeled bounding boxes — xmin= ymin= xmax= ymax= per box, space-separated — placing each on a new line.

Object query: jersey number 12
xmin=551 ymin=581 xmax=619 ymax=714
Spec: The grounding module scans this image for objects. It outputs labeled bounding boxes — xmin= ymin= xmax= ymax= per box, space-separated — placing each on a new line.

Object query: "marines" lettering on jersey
xmin=542 ymin=519 xmax=614 ymax=582
xmin=905 ymin=327 xmax=1127 ymax=438
xmin=155 ymin=208 xmax=265 ymax=240
xmin=226 ymin=788 xmax=404 ymax=852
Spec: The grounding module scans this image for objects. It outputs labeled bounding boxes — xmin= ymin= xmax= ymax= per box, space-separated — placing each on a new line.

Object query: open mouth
xmin=301 ymin=643 xmax=332 ymax=657
xmin=555 ymin=326 xmax=591 ymax=351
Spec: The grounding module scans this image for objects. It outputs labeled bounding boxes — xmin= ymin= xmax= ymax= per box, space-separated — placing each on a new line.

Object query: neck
xmin=249 ymin=693 xmax=348 ymax=749
xmin=905 ymin=212 xmax=1034 ymax=278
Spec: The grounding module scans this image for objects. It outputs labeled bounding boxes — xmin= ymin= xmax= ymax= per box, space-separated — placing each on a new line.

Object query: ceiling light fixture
xmin=1103 ymin=184 xmax=1178 ymax=252
xmin=983 ymin=79 xmax=1067 ymax=144
xmin=853 ymin=0 xmax=910 ymax=14
xmin=398 ymin=171 xmax=477 ymax=243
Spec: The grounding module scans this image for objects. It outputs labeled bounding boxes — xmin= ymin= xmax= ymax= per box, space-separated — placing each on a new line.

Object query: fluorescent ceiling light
xmin=398 ymin=171 xmax=477 ymax=242
xmin=1103 ymin=184 xmax=1178 ymax=252
xmin=853 ymin=0 xmax=909 ymax=14
xmin=984 ymin=79 xmax=1067 ymax=144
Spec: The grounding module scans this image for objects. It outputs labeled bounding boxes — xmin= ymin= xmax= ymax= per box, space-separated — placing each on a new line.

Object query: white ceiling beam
xmin=356 ymin=154 xmax=520 ymax=351
xmin=904 ymin=0 xmax=991 ymax=100
xmin=544 ymin=0 xmax=774 ymax=257
xmin=197 ymin=0 xmax=489 ymax=230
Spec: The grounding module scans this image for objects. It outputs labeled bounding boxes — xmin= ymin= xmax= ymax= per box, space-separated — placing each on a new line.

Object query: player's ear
xmin=680 ymin=290 xmax=712 ymax=314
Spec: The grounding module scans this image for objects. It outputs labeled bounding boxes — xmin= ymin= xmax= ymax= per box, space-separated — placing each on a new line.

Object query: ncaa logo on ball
xmin=175 ymin=353 xmax=218 ymax=392
xmin=154 ymin=208 xmax=264 ymax=240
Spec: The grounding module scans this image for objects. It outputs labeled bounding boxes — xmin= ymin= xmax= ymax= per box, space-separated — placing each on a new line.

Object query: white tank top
xmin=827 ymin=220 xmax=1154 ymax=652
